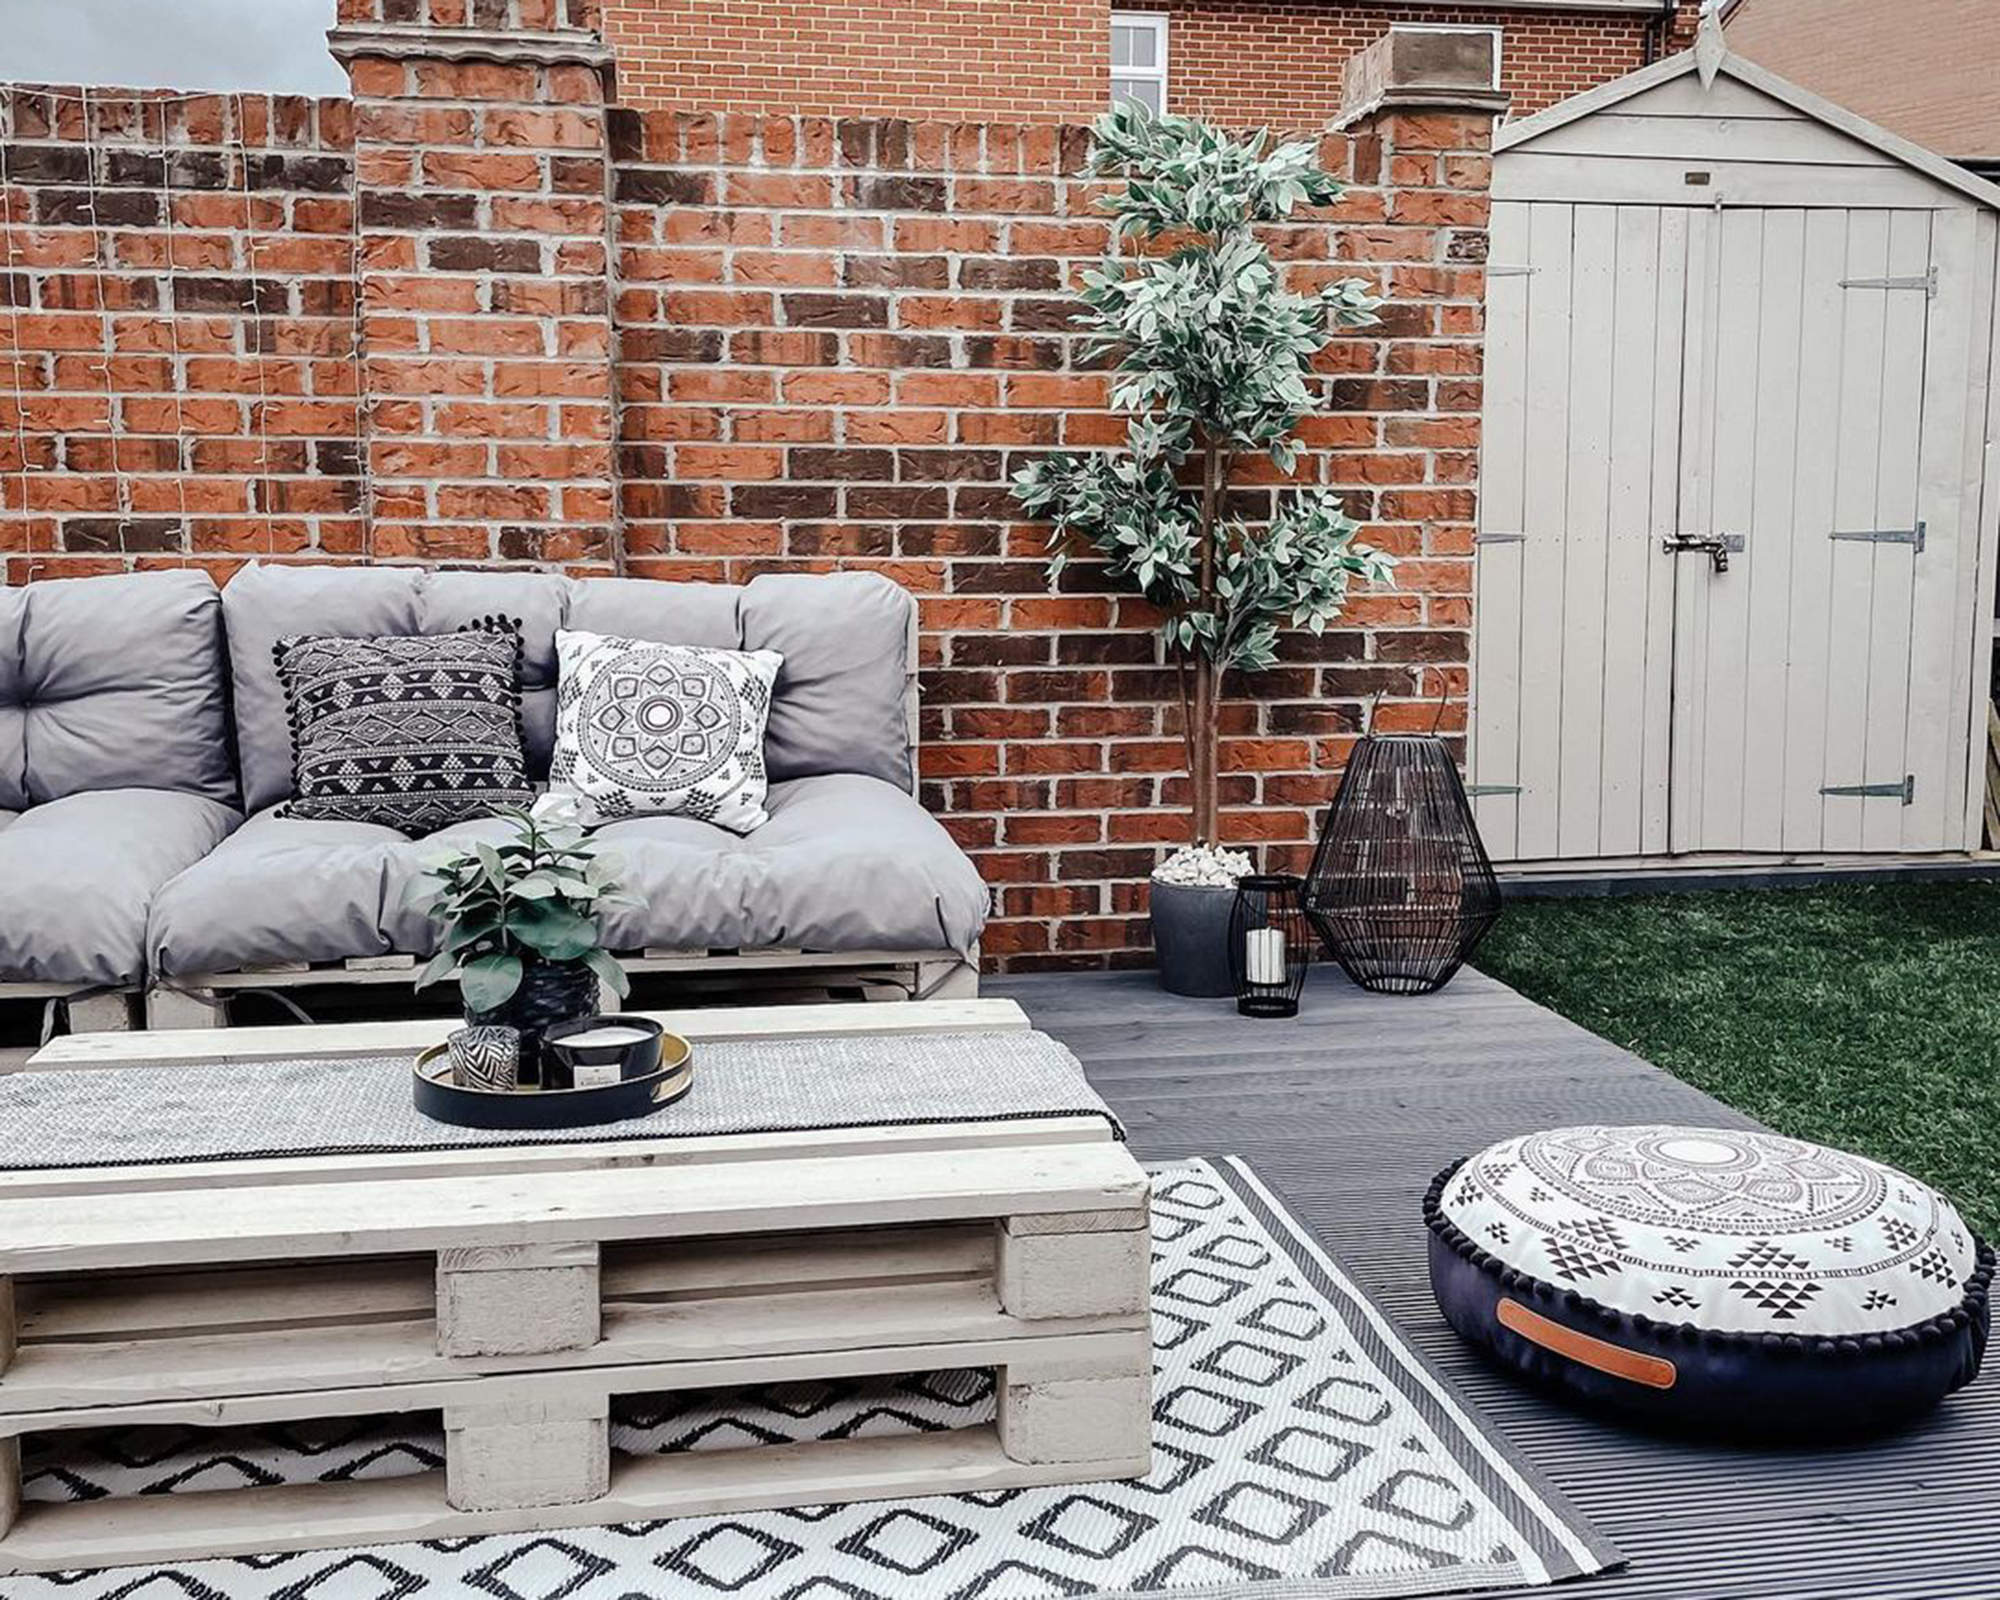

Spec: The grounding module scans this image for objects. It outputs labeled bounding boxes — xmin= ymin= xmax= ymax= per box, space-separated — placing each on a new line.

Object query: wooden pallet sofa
xmin=0 ymin=566 xmax=985 ymax=1031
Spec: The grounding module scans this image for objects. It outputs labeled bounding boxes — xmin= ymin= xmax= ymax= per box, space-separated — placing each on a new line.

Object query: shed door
xmin=1472 ymin=199 xmax=1969 ymax=861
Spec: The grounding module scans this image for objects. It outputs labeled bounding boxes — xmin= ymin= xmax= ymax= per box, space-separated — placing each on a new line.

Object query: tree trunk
xmin=1189 ymin=440 xmax=1222 ymax=845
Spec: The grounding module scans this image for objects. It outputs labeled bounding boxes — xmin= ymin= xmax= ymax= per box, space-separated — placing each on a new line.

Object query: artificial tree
xmin=1011 ymin=103 xmax=1394 ymax=851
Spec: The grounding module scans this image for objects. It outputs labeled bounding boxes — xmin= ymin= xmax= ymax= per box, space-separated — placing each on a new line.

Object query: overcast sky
xmin=0 ymin=0 xmax=345 ymax=96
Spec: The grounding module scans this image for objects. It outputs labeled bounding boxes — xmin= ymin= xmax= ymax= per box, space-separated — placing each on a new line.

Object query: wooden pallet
xmin=144 ymin=944 xmax=981 ymax=1029
xmin=0 ymin=1000 xmax=1150 ymax=1574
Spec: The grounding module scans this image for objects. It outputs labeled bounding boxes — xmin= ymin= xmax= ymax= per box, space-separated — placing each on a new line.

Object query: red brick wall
xmin=0 ymin=14 xmax=1497 ymax=971
xmin=344 ymin=38 xmax=620 ymax=564
xmin=0 ymin=90 xmax=361 ymax=577
xmin=609 ymin=107 xmax=1491 ymax=967
xmin=598 ymin=0 xmax=1704 ymax=122
xmin=601 ymin=0 xmax=1112 ymax=122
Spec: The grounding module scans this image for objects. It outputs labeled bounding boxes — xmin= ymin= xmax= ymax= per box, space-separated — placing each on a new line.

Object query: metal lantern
xmin=1228 ymin=873 xmax=1311 ymax=1019
xmin=1303 ymin=734 xmax=1502 ymax=995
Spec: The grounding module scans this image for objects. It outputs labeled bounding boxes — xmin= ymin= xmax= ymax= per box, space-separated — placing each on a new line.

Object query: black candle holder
xmin=1303 ymin=733 xmax=1502 ymax=995
xmin=1228 ymin=873 xmax=1311 ymax=1018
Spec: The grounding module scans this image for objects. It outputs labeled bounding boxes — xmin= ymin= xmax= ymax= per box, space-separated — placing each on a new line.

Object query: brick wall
xmin=340 ymin=9 xmax=622 ymax=565
xmin=601 ymin=0 xmax=1112 ymax=122
xmin=0 ymin=90 xmax=361 ymax=576
xmin=597 ymin=0 xmax=1703 ymax=122
xmin=609 ymin=107 xmax=1492 ymax=966
xmin=0 ymin=11 xmax=1498 ymax=971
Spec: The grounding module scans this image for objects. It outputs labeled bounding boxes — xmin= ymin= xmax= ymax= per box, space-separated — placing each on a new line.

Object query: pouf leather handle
xmin=1498 ymin=1298 xmax=1677 ymax=1391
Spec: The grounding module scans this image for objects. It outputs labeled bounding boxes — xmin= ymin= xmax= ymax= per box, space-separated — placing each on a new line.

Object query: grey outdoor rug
xmin=0 ymin=1029 xmax=1121 ymax=1167
xmin=14 ymin=1159 xmax=1618 ymax=1599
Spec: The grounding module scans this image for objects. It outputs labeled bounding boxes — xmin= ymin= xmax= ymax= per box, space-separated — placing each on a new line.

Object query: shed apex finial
xmin=1694 ymin=5 xmax=1727 ymax=88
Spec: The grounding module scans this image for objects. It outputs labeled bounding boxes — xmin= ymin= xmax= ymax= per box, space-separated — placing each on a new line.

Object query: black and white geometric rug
xmin=14 ymin=1159 xmax=1619 ymax=1599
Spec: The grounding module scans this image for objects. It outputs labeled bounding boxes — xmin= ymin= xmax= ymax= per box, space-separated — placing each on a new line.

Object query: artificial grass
xmin=1474 ymin=882 xmax=2000 ymax=1238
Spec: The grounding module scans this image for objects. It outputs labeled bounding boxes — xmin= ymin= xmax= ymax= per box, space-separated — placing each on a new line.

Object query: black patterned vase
xmin=464 ymin=956 xmax=598 ymax=1085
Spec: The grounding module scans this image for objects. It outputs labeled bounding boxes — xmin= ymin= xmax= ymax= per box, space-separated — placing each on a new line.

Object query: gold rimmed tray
xmin=413 ymin=1031 xmax=694 ymax=1129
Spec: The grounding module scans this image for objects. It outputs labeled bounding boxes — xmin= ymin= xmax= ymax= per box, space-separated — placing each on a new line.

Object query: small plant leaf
xmin=458 ymin=951 xmax=523 ymax=1014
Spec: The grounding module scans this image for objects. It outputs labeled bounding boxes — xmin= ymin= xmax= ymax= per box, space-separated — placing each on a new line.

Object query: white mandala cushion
xmin=1426 ymin=1125 xmax=1993 ymax=1432
xmin=550 ymin=631 xmax=783 ymax=832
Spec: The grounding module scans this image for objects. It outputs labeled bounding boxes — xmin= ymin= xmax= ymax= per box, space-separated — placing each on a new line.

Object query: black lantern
xmin=1228 ymin=873 xmax=1311 ymax=1018
xmin=1303 ymin=734 xmax=1502 ymax=995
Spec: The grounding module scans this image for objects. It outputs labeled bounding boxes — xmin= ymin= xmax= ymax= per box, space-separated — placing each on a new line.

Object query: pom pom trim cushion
xmin=274 ymin=618 xmax=533 ymax=837
xmin=1424 ymin=1126 xmax=1994 ymax=1433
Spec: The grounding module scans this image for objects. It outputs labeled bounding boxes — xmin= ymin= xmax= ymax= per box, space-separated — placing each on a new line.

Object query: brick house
xmin=599 ymin=0 xmax=1703 ymax=124
xmin=1723 ymin=0 xmax=2000 ymax=179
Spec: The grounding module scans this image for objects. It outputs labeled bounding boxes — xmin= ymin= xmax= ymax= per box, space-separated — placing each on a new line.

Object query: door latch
xmin=1662 ymin=532 xmax=1744 ymax=574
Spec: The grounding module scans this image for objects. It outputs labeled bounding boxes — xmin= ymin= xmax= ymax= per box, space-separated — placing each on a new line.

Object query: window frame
xmin=1109 ymin=10 xmax=1170 ymax=114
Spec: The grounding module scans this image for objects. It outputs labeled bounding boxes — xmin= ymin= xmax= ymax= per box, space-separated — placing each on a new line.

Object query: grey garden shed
xmin=1469 ymin=29 xmax=2000 ymax=866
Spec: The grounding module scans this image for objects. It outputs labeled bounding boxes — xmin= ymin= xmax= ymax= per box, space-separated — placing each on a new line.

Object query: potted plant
xmin=1011 ymin=104 xmax=1395 ymax=996
xmin=406 ymin=794 xmax=638 ymax=1069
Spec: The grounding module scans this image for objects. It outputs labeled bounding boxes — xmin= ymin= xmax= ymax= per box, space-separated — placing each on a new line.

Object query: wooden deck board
xmin=992 ymin=963 xmax=1991 ymax=1600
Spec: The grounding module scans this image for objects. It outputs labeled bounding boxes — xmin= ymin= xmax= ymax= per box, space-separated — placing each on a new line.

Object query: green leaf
xmin=414 ymin=949 xmax=459 ymax=991
xmin=473 ymin=841 xmax=506 ymax=884
xmin=511 ymin=908 xmax=600 ymax=962
xmin=459 ymin=951 xmax=523 ymax=1014
xmin=584 ymin=945 xmax=631 ymax=1000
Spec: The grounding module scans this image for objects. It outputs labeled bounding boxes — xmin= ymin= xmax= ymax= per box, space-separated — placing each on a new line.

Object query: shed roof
xmin=1497 ymin=25 xmax=2000 ymax=212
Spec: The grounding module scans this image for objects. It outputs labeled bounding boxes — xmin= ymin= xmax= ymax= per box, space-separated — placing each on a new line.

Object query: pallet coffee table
xmin=0 ymin=999 xmax=1152 ymax=1575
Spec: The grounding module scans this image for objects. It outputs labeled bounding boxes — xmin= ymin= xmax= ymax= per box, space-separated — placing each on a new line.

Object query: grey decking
xmin=989 ymin=964 xmax=2000 ymax=1600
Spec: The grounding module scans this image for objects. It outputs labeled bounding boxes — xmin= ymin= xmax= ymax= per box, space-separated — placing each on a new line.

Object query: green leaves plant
xmin=403 ymin=798 xmax=633 ymax=1007
xmin=1010 ymin=102 xmax=1395 ymax=678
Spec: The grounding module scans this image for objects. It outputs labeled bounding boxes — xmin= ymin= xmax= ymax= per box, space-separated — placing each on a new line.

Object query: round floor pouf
xmin=1426 ymin=1126 xmax=1994 ymax=1436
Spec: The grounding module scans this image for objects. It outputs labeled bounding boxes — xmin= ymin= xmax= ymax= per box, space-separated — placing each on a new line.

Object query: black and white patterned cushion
xmin=274 ymin=622 xmax=533 ymax=836
xmin=550 ymin=630 xmax=783 ymax=833
xmin=1439 ymin=1125 xmax=1978 ymax=1335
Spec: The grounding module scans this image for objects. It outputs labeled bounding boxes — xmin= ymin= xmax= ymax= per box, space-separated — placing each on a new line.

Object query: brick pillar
xmin=329 ymin=0 xmax=619 ymax=567
xmin=1335 ymin=27 xmax=1508 ymax=746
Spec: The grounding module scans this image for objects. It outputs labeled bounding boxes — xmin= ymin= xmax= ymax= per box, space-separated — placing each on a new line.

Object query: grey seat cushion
xmin=0 ymin=790 xmax=241 ymax=987
xmin=223 ymin=564 xmax=916 ymax=813
xmin=2 ymin=571 xmax=235 ymax=808
xmin=149 ymin=775 xmax=986 ymax=977
xmin=591 ymin=774 xmax=986 ymax=955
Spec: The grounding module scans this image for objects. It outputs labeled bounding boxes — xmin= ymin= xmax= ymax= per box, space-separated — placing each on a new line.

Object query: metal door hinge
xmin=1830 ymin=521 xmax=1926 ymax=553
xmin=1487 ymin=265 xmax=1538 ymax=278
xmin=1839 ymin=266 xmax=1938 ymax=298
xmin=1466 ymin=783 xmax=1523 ymax=798
xmin=1475 ymin=531 xmax=1526 ymax=545
xmin=1820 ymin=775 xmax=1915 ymax=805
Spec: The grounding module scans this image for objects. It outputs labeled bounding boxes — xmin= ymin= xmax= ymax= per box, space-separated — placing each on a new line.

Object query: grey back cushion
xmin=742 ymin=572 xmax=913 ymax=792
xmin=225 ymin=564 xmax=915 ymax=810
xmin=0 ymin=587 xmax=23 ymax=809
xmin=8 ymin=571 xmax=235 ymax=806
xmin=224 ymin=564 xmax=426 ymax=814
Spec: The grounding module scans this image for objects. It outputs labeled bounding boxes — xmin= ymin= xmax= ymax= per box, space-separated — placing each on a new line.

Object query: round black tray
xmin=413 ymin=1031 xmax=694 ymax=1130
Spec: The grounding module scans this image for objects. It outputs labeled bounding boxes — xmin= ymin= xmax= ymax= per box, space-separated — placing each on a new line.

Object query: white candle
xmin=1245 ymin=926 xmax=1286 ymax=986
xmin=558 ymin=1026 xmax=652 ymax=1049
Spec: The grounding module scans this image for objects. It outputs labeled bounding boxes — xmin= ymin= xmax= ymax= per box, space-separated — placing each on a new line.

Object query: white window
xmin=1111 ymin=11 xmax=1169 ymax=114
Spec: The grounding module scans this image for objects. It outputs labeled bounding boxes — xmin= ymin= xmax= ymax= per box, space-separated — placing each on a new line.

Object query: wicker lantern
xmin=1227 ymin=873 xmax=1311 ymax=1018
xmin=1303 ymin=734 xmax=1501 ymax=995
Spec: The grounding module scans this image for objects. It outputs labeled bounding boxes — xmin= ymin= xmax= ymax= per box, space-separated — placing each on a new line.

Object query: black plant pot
xmin=465 ymin=956 xmax=598 ymax=1085
xmin=1148 ymin=878 xmax=1237 ymax=998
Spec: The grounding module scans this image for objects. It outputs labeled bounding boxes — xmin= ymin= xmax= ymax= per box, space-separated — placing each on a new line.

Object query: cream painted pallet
xmin=0 ymin=1000 xmax=1153 ymax=1575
